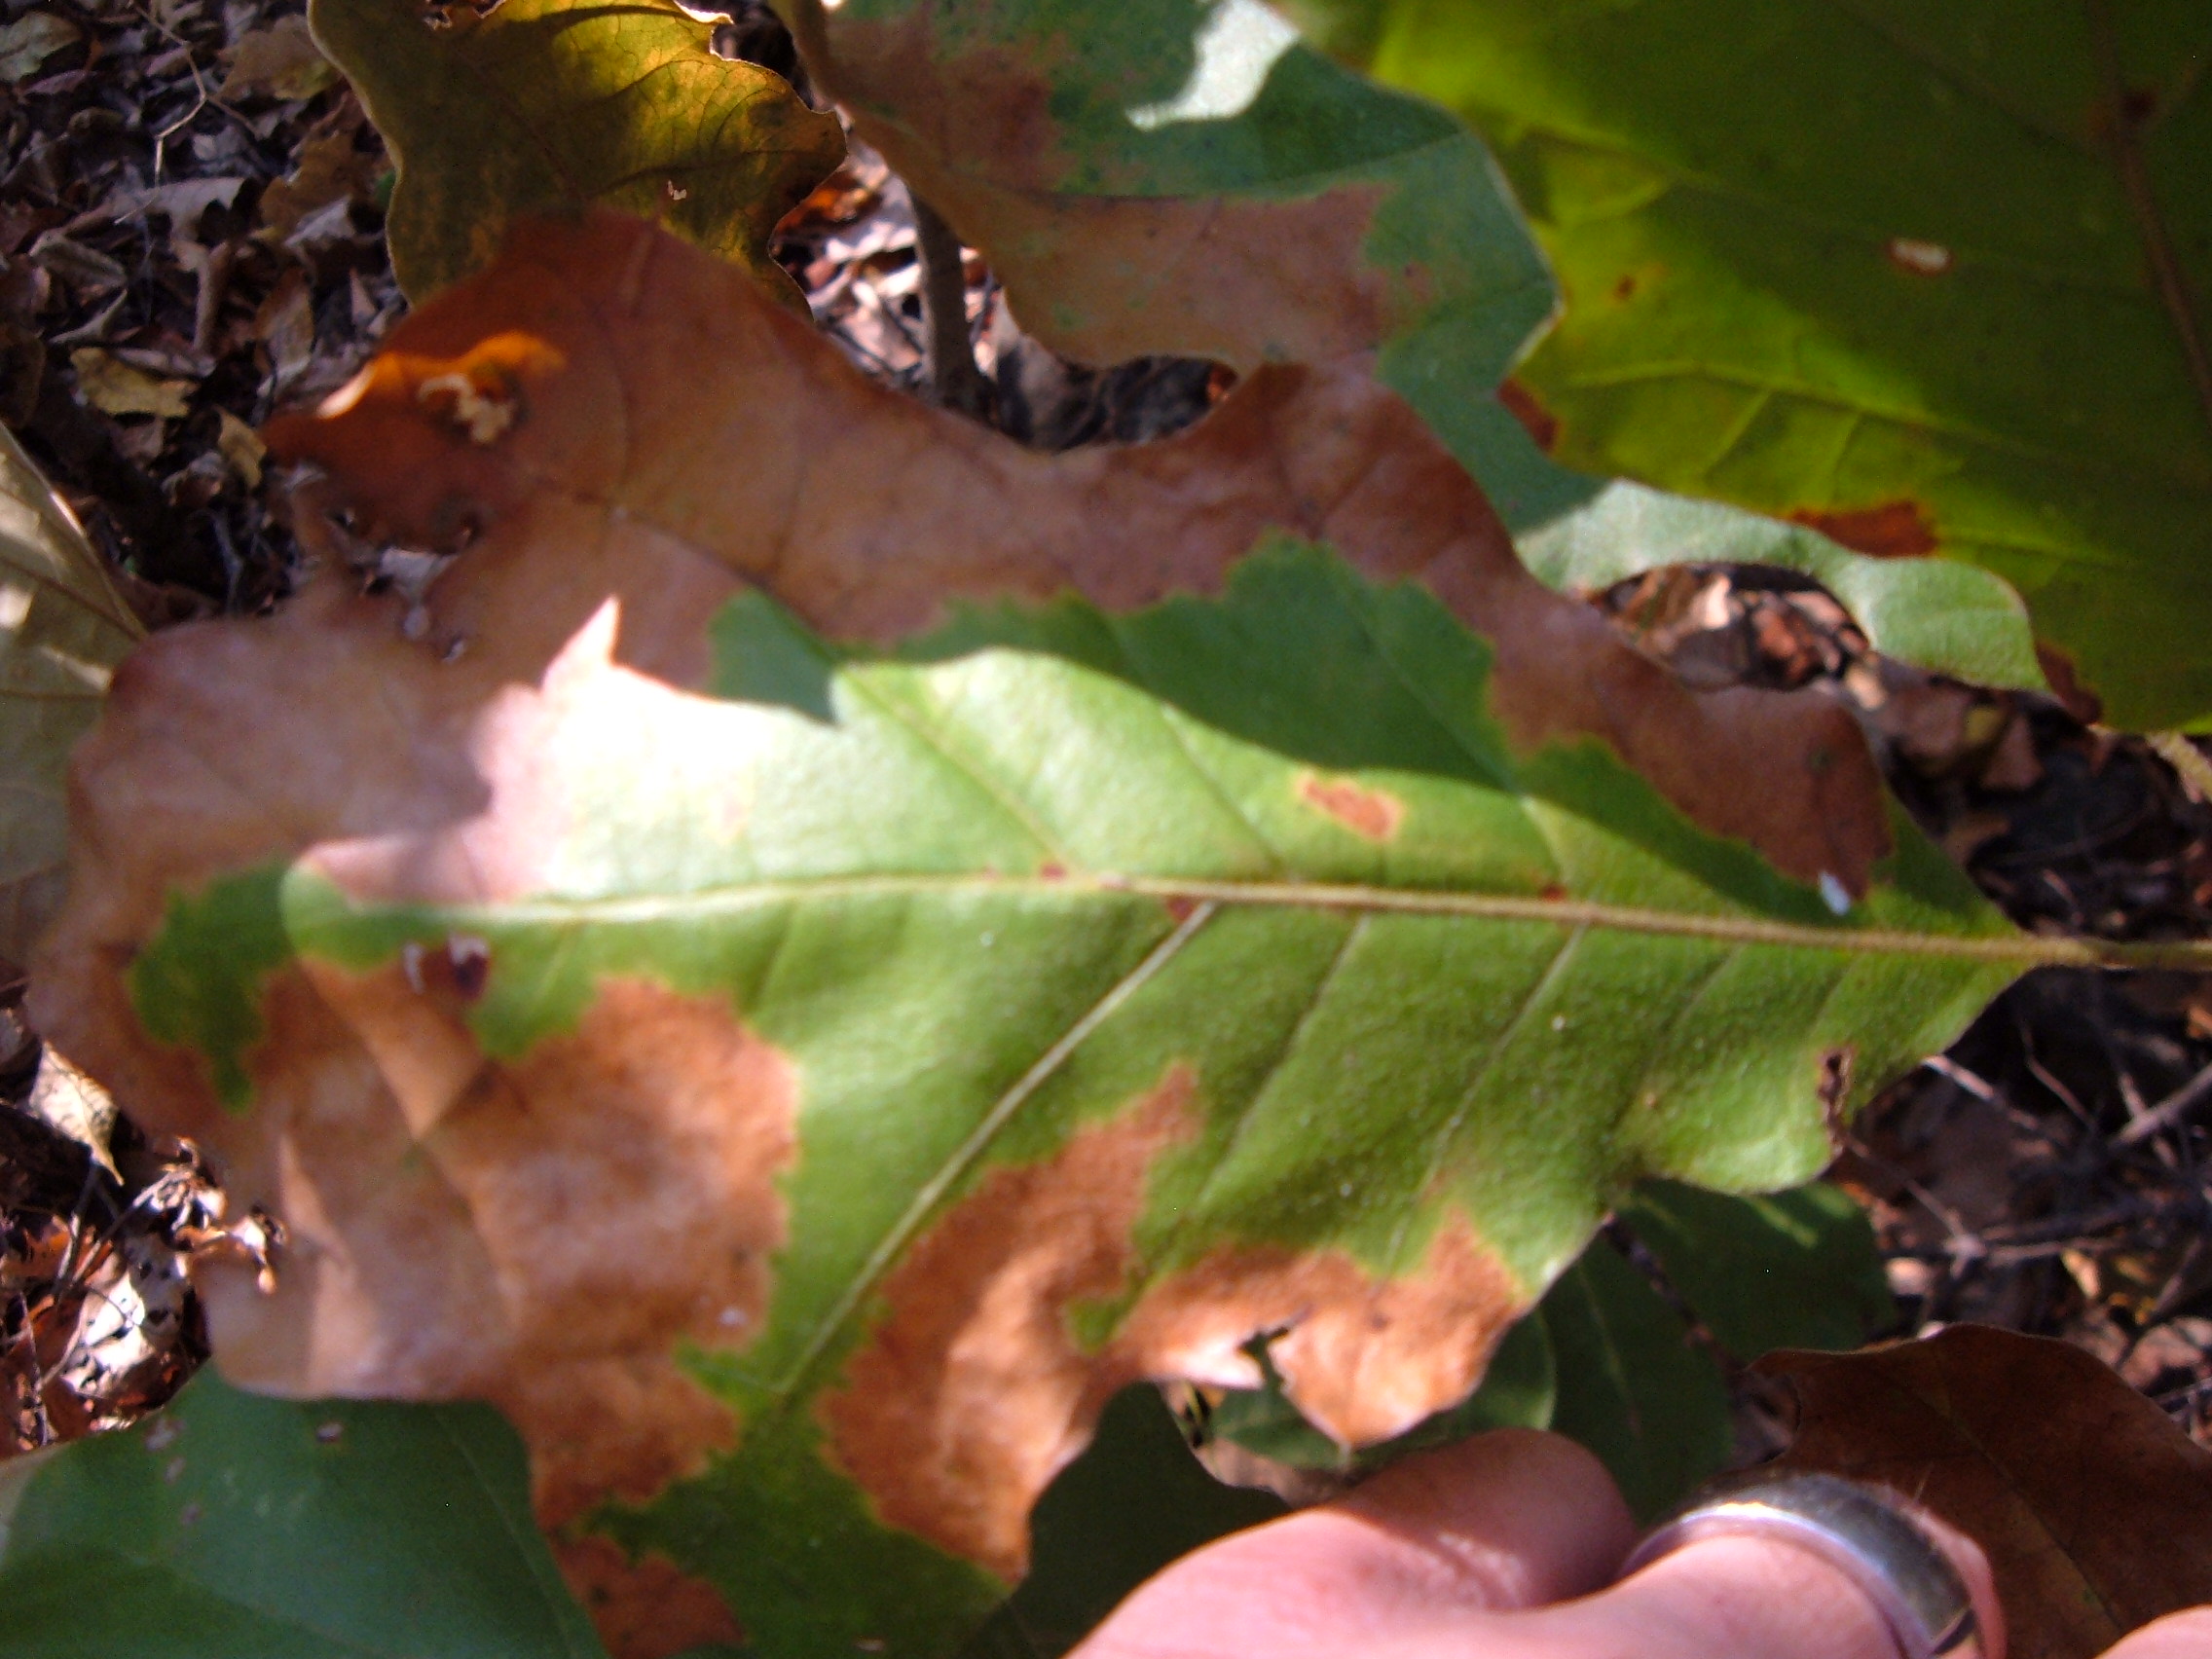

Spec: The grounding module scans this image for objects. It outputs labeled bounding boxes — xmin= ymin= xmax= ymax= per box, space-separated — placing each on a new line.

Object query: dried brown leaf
xmin=1759 ymin=1326 xmax=2212 ymax=1659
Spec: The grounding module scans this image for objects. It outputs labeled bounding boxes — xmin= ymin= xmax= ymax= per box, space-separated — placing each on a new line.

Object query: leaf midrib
xmin=315 ymin=868 xmax=2212 ymax=969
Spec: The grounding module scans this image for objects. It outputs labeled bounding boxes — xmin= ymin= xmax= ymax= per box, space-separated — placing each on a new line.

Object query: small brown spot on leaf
xmin=555 ymin=1533 xmax=745 ymax=1659
xmin=1162 ymin=894 xmax=1198 ymax=923
xmin=1297 ymin=772 xmax=1404 ymax=842
xmin=1038 ymin=861 xmax=1067 ymax=880
xmin=1885 ymin=237 xmax=1953 ymax=276
xmin=1789 ymin=500 xmax=1939 ymax=560
xmin=444 ymin=932 xmax=490 ymax=1000
xmin=1497 ymin=377 xmax=1559 ymax=453
xmin=1611 ymin=274 xmax=1637 ymax=303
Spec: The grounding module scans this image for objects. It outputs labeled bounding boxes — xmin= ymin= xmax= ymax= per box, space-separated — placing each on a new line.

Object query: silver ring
xmin=1617 ymin=1471 xmax=1981 ymax=1659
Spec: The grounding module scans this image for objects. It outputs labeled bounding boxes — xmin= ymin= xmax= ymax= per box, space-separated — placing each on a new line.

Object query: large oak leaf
xmin=35 ymin=213 xmax=2030 ymax=1657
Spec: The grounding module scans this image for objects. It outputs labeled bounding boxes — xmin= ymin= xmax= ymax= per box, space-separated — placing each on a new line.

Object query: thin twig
xmin=910 ymin=193 xmax=993 ymax=422
xmin=2116 ymin=1057 xmax=2212 ymax=1147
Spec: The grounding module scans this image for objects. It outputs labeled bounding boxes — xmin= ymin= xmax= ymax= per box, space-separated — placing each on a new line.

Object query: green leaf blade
xmin=0 ymin=1372 xmax=608 ymax=1659
xmin=1325 ymin=0 xmax=2212 ymax=726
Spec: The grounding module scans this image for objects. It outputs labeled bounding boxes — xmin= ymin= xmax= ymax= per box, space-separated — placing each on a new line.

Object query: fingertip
xmin=1342 ymin=1428 xmax=1639 ymax=1605
xmin=2100 ymin=1607 xmax=2212 ymax=1659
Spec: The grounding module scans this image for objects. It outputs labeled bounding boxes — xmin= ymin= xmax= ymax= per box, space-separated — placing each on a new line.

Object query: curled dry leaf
xmin=1759 ymin=1326 xmax=2212 ymax=1659
xmin=34 ymin=213 xmax=2022 ymax=1657
xmin=0 ymin=426 xmax=141 ymax=967
xmin=308 ymin=0 xmax=844 ymax=301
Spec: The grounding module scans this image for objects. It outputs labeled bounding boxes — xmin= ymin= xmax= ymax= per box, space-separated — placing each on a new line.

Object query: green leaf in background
xmin=0 ymin=1369 xmax=608 ymax=1659
xmin=1309 ymin=0 xmax=2212 ymax=728
xmin=0 ymin=424 xmax=140 ymax=967
xmin=1543 ymin=1236 xmax=1731 ymax=1522
xmin=310 ymin=0 xmax=843 ymax=299
xmin=1479 ymin=414 xmax=2048 ymax=693
xmin=975 ymin=1385 xmax=1285 ymax=1659
xmin=1618 ymin=1178 xmax=1898 ymax=1361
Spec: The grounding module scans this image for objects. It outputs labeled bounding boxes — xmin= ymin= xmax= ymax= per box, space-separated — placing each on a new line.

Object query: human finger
xmin=2101 ymin=1608 xmax=2212 ymax=1659
xmin=1495 ymin=1489 xmax=2004 ymax=1659
xmin=1069 ymin=1427 xmax=1636 ymax=1659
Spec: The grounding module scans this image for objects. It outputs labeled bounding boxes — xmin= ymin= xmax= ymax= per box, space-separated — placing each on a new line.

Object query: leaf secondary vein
xmin=763 ymin=900 xmax=1220 ymax=1401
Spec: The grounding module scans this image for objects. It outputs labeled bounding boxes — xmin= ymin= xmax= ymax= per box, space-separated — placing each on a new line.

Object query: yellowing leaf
xmin=308 ymin=0 xmax=843 ymax=301
xmin=31 ymin=214 xmax=2080 ymax=1658
xmin=70 ymin=350 xmax=193 ymax=420
xmin=0 ymin=426 xmax=143 ymax=965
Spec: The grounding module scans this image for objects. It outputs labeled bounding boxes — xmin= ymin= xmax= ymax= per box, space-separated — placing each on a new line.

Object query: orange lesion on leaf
xmin=555 ymin=1532 xmax=746 ymax=1659
xmin=1297 ymin=771 xmax=1404 ymax=842
xmin=99 ymin=966 xmax=792 ymax=1535
xmin=818 ymin=1062 xmax=1530 ymax=1578
xmin=818 ymin=1065 xmax=1203 ymax=1580
xmin=1114 ymin=1218 xmax=1527 ymax=1449
xmin=1788 ymin=499 xmax=1939 ymax=560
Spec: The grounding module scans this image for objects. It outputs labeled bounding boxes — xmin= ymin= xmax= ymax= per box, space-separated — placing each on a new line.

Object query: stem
xmin=910 ymin=192 xmax=993 ymax=422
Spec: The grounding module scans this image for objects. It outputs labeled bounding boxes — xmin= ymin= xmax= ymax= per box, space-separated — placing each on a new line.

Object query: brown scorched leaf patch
xmin=1760 ymin=1325 xmax=2212 ymax=1659
xmin=262 ymin=211 xmax=1885 ymax=886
